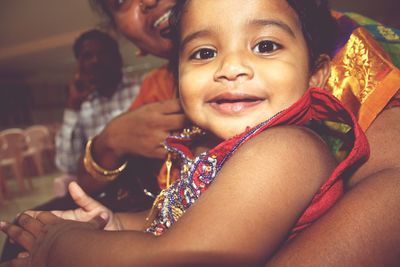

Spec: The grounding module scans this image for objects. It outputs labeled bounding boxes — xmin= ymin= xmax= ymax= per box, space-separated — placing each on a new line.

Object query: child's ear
xmin=308 ymin=54 xmax=331 ymax=88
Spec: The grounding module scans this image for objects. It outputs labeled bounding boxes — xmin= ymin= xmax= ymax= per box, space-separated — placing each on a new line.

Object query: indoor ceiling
xmin=0 ymin=0 xmax=398 ymax=87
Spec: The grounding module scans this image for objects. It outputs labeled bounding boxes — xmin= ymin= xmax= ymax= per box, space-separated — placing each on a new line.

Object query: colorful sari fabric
xmin=146 ymin=88 xmax=370 ymax=238
xmin=328 ymin=12 xmax=400 ymax=130
xmin=343 ymin=12 xmax=400 ymax=68
xmin=129 ymin=65 xmax=175 ymax=111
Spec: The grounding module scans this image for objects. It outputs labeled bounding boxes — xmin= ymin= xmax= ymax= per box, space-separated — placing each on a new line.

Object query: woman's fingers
xmin=23 ymin=210 xmax=41 ymax=219
xmin=0 ymin=221 xmax=35 ymax=252
xmin=35 ymin=211 xmax=61 ymax=225
xmin=0 ymin=257 xmax=30 ymax=267
xmin=16 ymin=214 xmax=44 ymax=238
xmin=26 ymin=209 xmax=75 ymax=221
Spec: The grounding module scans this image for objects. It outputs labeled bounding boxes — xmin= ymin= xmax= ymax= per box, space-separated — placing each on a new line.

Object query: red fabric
xmin=219 ymin=88 xmax=370 ymax=238
xmin=238 ymin=88 xmax=370 ymax=238
xmin=209 ymin=88 xmax=370 ymax=237
xmin=161 ymin=88 xmax=369 ymax=238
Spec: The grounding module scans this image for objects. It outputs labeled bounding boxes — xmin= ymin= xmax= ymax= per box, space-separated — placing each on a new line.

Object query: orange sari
xmin=328 ymin=11 xmax=400 ymax=130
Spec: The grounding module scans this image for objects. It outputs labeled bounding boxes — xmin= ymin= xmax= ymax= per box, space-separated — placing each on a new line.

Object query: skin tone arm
xmin=77 ymin=98 xmax=187 ymax=194
xmin=267 ymin=107 xmax=400 ymax=267
xmin=1 ymin=126 xmax=337 ymax=267
xmin=23 ymin=182 xmax=149 ymax=232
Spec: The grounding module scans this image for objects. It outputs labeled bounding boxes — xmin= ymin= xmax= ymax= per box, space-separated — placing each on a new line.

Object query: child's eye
xmin=253 ymin=40 xmax=281 ymax=54
xmin=190 ymin=48 xmax=217 ymax=60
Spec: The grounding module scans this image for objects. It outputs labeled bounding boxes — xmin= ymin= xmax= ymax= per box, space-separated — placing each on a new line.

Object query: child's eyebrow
xmin=249 ymin=19 xmax=296 ymax=38
xmin=180 ymin=19 xmax=295 ymax=50
xmin=180 ymin=30 xmax=212 ymax=51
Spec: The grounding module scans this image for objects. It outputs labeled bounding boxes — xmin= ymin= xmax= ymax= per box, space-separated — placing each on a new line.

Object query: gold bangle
xmin=83 ymin=138 xmax=128 ymax=182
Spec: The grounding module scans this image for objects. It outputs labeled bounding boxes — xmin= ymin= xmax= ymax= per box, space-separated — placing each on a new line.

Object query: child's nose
xmin=214 ymin=53 xmax=254 ymax=83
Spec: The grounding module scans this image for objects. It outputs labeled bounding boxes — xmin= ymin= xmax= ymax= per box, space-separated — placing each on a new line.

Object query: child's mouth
xmin=208 ymin=94 xmax=264 ymax=115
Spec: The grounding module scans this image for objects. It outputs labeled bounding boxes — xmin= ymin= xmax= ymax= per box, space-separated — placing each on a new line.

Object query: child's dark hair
xmin=169 ymin=0 xmax=339 ymax=78
xmin=73 ymin=29 xmax=121 ymax=62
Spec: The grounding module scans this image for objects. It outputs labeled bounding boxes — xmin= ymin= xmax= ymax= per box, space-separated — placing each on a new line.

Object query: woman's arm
xmin=267 ymin=107 xmax=400 ymax=267
xmin=2 ymin=126 xmax=336 ymax=266
xmin=76 ymin=99 xmax=186 ymax=194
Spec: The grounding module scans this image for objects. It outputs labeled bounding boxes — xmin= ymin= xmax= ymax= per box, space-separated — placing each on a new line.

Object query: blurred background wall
xmin=0 ymin=0 xmax=398 ymax=128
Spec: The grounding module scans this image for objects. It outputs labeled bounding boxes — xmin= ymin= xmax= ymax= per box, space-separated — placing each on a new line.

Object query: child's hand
xmin=0 ymin=212 xmax=107 ymax=267
xmin=26 ymin=182 xmax=122 ymax=231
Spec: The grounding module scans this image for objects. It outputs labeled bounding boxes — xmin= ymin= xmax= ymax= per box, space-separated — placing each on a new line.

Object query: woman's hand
xmin=26 ymin=182 xmax=122 ymax=231
xmin=96 ymin=98 xmax=187 ymax=161
xmin=0 ymin=212 xmax=107 ymax=267
xmin=76 ymin=98 xmax=187 ymax=193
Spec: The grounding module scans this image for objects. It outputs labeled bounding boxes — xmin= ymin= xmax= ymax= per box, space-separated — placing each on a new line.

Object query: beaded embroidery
xmin=145 ymin=114 xmax=281 ymax=236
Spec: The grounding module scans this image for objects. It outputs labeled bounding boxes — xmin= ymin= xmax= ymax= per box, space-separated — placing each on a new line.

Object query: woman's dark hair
xmin=169 ymin=0 xmax=339 ymax=78
xmin=89 ymin=0 xmax=117 ymax=28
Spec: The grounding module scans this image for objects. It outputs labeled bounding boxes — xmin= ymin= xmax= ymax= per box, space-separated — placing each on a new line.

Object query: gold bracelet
xmin=83 ymin=138 xmax=128 ymax=182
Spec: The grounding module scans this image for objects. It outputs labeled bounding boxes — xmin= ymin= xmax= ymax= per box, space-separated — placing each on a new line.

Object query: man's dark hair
xmin=73 ymin=29 xmax=121 ymax=60
xmin=73 ymin=29 xmax=123 ymax=90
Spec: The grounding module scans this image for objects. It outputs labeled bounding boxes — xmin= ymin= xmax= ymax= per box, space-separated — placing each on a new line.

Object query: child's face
xmin=179 ymin=0 xmax=326 ymax=140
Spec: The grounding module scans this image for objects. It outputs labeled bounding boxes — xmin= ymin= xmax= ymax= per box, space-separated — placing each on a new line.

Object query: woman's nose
xmin=214 ymin=53 xmax=254 ymax=83
xmin=140 ymin=0 xmax=160 ymax=11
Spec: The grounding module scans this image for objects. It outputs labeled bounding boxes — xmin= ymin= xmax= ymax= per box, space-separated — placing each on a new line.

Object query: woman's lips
xmin=208 ymin=93 xmax=264 ymax=115
xmin=152 ymin=10 xmax=172 ymax=38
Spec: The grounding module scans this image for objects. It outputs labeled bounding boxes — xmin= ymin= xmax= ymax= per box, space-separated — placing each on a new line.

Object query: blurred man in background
xmin=55 ymin=29 xmax=140 ymax=175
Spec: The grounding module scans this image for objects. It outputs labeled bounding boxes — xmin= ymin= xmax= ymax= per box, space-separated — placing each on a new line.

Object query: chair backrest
xmin=45 ymin=123 xmax=60 ymax=147
xmin=24 ymin=125 xmax=52 ymax=150
xmin=0 ymin=128 xmax=27 ymax=160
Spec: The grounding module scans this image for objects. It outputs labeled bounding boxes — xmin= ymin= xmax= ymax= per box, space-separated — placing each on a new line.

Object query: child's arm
xmin=23 ymin=182 xmax=148 ymax=232
xmin=266 ymin=107 xmax=400 ymax=267
xmin=1 ymin=125 xmax=336 ymax=266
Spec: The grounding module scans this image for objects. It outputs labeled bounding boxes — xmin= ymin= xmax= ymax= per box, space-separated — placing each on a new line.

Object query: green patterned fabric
xmin=307 ymin=120 xmax=353 ymax=164
xmin=345 ymin=12 xmax=400 ymax=68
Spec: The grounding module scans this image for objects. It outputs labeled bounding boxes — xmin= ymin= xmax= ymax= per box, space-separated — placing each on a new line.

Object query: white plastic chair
xmin=24 ymin=125 xmax=54 ymax=174
xmin=0 ymin=129 xmax=33 ymax=192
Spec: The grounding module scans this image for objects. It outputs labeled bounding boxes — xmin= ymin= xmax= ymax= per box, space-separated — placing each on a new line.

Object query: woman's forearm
xmin=266 ymin=167 xmax=400 ymax=267
xmin=48 ymin=228 xmax=158 ymax=267
xmin=75 ymin=129 xmax=128 ymax=194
